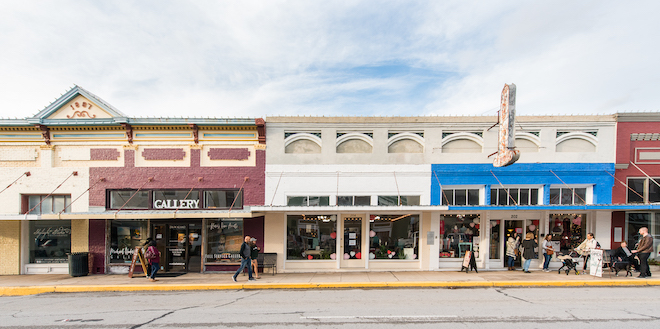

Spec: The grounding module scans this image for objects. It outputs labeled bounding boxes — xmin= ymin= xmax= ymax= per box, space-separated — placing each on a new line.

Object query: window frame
xmin=337 ymin=195 xmax=372 ymax=206
xmin=286 ymin=195 xmax=331 ymax=207
xmin=440 ymin=189 xmax=480 ymax=206
xmin=22 ymin=194 xmax=72 ymax=215
xmin=627 ymin=177 xmax=660 ymax=204
xmin=549 ymin=187 xmax=587 ymax=205
xmin=489 ymin=187 xmax=539 ymax=206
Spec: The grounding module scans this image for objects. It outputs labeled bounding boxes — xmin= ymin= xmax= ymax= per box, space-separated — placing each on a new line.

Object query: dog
xmin=611 ymin=261 xmax=632 ymax=277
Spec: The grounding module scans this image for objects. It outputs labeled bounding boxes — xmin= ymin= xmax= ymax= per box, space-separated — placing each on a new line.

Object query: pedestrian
xmin=505 ymin=237 xmax=517 ymax=270
xmin=542 ymin=235 xmax=554 ymax=272
xmin=576 ymin=233 xmax=598 ymax=272
xmin=632 ymin=227 xmax=653 ymax=279
xmin=144 ymin=240 xmax=160 ymax=282
xmin=232 ymin=235 xmax=256 ymax=282
xmin=521 ymin=232 xmax=537 ymax=273
xmin=250 ymin=237 xmax=261 ymax=279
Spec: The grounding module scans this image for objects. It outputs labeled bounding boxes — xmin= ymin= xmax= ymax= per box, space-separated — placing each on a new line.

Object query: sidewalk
xmin=2 ymin=267 xmax=659 ymax=296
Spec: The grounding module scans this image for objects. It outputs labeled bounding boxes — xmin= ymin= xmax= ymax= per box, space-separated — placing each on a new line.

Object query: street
xmin=0 ymin=287 xmax=659 ymax=328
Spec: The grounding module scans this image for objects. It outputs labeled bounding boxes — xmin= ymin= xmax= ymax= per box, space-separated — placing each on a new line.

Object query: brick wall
xmin=208 ymin=148 xmax=250 ymax=160
xmin=89 ymin=149 xmax=265 ymax=207
xmin=88 ymin=219 xmax=106 ymax=274
xmin=0 ymin=221 xmax=21 ymax=275
xmin=142 ymin=148 xmax=186 ymax=161
xmin=90 ymin=148 xmax=120 ymax=161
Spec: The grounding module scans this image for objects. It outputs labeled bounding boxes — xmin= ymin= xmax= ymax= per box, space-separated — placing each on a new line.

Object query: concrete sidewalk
xmin=2 ymin=267 xmax=659 ymax=296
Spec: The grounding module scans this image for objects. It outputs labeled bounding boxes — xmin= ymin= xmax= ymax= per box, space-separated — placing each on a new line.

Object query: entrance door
xmin=340 ymin=216 xmax=364 ymax=268
xmin=152 ymin=221 xmax=202 ymax=273
xmin=503 ymin=220 xmax=523 ymax=267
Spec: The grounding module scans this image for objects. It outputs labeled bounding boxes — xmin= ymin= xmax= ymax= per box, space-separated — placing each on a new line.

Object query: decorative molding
xmin=284 ymin=133 xmax=322 ymax=149
xmin=335 ymin=132 xmax=374 ymax=148
xmin=208 ymin=148 xmax=250 ymax=160
xmin=555 ymin=132 xmax=598 ymax=147
xmin=441 ymin=132 xmax=484 ymax=147
xmin=387 ymin=132 xmax=425 ymax=148
xmin=142 ymin=148 xmax=186 ymax=161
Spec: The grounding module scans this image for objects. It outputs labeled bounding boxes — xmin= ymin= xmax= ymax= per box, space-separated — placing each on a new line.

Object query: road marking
xmin=301 ymin=315 xmax=458 ymax=320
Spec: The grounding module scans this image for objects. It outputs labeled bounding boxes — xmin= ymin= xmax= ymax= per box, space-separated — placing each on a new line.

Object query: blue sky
xmin=0 ymin=1 xmax=658 ymax=119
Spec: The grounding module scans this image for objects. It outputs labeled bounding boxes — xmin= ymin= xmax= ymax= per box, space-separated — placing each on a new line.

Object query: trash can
xmin=68 ymin=252 xmax=89 ymax=277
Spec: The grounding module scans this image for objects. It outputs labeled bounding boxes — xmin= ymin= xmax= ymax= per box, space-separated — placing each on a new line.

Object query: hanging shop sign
xmin=493 ymin=83 xmax=520 ymax=167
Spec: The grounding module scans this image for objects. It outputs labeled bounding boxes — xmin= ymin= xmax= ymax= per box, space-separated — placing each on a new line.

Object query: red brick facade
xmin=208 ymin=148 xmax=250 ymax=160
xmin=89 ymin=148 xmax=265 ymax=207
xmin=90 ymin=148 xmax=121 ymax=161
xmin=613 ymin=121 xmax=660 ymax=204
xmin=142 ymin=148 xmax=186 ymax=161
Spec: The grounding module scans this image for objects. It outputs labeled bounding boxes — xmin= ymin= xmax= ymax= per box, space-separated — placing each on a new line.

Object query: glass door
xmin=340 ymin=216 xmax=364 ymax=268
xmin=187 ymin=222 xmax=202 ymax=272
xmin=503 ymin=220 xmax=523 ymax=267
xmin=167 ymin=224 xmax=188 ymax=272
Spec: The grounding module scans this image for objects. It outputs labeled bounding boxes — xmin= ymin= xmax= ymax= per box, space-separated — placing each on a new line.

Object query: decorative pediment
xmin=47 ymin=95 xmax=113 ymax=119
xmin=32 ymin=85 xmax=127 ymax=121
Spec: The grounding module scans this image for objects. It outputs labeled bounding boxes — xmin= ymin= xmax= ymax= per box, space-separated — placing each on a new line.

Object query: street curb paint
xmin=2 ymin=279 xmax=659 ymax=296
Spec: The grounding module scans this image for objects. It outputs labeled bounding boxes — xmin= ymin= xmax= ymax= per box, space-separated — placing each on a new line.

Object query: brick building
xmin=0 ymin=86 xmax=265 ymax=274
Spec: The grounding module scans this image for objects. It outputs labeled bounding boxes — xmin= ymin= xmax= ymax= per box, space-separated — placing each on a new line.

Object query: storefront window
xmin=550 ymin=188 xmax=587 ymax=205
xmin=441 ymin=189 xmax=479 ymax=205
xmin=439 ymin=215 xmax=480 ymax=258
xmin=205 ymin=219 xmax=244 ymax=262
xmin=549 ymin=214 xmax=586 ymax=254
xmin=205 ymin=190 xmax=242 ymax=209
xmin=110 ymin=220 xmax=149 ymax=263
xmin=489 ymin=220 xmax=500 ymax=259
xmin=490 ymin=188 xmax=538 ymax=205
xmin=369 ymin=214 xmax=418 ymax=259
xmin=287 ymin=215 xmax=337 ymax=260
xmin=29 ymin=220 xmax=71 ymax=263
xmin=109 ymin=190 xmax=150 ymax=209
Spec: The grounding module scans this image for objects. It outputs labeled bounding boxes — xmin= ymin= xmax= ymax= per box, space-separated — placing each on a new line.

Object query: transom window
xmin=627 ymin=178 xmax=660 ymax=203
xmin=377 ymin=195 xmax=420 ymax=206
xmin=337 ymin=196 xmax=371 ymax=206
xmin=441 ymin=189 xmax=479 ymax=205
xmin=490 ymin=188 xmax=539 ymax=206
xmin=287 ymin=196 xmax=330 ymax=206
xmin=549 ymin=188 xmax=587 ymax=205
xmin=24 ymin=195 xmax=71 ymax=214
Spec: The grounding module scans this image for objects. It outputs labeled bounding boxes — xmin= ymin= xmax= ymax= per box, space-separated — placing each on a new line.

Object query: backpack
xmin=145 ymin=246 xmax=159 ymax=260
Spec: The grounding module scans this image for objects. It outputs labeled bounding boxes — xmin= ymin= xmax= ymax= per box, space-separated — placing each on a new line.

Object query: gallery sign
xmin=153 ymin=197 xmax=200 ymax=209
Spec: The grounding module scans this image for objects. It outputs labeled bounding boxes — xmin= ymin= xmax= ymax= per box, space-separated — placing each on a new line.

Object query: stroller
xmin=556 ymin=250 xmax=581 ymax=275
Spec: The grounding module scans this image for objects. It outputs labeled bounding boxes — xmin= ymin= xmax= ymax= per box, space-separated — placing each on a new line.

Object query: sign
xmin=461 ymin=250 xmax=478 ymax=273
xmin=589 ymin=249 xmax=603 ymax=277
xmin=128 ymin=247 xmax=149 ymax=278
xmin=153 ymin=199 xmax=200 ymax=209
xmin=427 ymin=231 xmax=435 ymax=245
xmin=493 ymin=83 xmax=520 ymax=167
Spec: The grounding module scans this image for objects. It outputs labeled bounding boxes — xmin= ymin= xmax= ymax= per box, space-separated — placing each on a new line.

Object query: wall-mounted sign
xmin=493 ymin=83 xmax=520 ymax=167
xmin=153 ymin=199 xmax=200 ymax=209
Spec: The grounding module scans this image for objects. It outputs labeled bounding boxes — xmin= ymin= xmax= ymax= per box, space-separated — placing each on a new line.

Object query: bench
xmin=258 ymin=253 xmax=277 ymax=275
xmin=241 ymin=252 xmax=278 ymax=276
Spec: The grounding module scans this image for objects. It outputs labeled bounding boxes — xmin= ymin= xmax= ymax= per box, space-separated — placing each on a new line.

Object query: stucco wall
xmin=263 ymin=212 xmax=285 ymax=272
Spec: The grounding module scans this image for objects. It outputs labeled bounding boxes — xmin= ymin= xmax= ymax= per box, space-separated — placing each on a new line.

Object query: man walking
xmin=232 ymin=235 xmax=256 ymax=282
xmin=632 ymin=227 xmax=653 ymax=279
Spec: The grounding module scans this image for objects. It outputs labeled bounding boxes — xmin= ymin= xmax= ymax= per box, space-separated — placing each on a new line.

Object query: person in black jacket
xmin=232 ymin=236 xmax=255 ymax=282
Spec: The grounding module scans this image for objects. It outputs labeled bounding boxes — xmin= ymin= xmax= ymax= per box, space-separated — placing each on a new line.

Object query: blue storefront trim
xmin=431 ymin=163 xmax=615 ymax=206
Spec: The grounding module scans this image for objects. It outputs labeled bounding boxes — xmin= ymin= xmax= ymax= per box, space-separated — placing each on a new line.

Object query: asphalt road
xmin=1 ymin=287 xmax=659 ymax=328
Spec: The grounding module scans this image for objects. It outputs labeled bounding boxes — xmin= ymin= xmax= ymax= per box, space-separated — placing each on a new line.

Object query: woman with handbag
xmin=542 ymin=235 xmax=554 ymax=272
xmin=505 ymin=236 xmax=519 ymax=270
xmin=521 ymin=232 xmax=538 ymax=273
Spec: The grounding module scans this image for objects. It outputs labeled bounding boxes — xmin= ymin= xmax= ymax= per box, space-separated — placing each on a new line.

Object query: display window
xmin=549 ymin=214 xmax=586 ymax=254
xmin=439 ymin=215 xmax=480 ymax=259
xmin=286 ymin=214 xmax=337 ymax=260
xmin=205 ymin=219 xmax=244 ymax=263
xmin=626 ymin=212 xmax=660 ymax=261
xmin=109 ymin=220 xmax=149 ymax=263
xmin=369 ymin=214 xmax=419 ymax=260
xmin=29 ymin=220 xmax=71 ymax=263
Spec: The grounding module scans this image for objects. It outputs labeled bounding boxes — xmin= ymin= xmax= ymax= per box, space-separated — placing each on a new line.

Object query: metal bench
xmin=259 ymin=253 xmax=277 ymax=275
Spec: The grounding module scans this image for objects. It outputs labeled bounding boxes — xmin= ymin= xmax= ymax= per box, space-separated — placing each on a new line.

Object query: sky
xmin=0 ymin=1 xmax=658 ymax=119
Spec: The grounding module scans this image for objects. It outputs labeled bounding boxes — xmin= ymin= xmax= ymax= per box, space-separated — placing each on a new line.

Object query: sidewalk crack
xmin=129 ymin=305 xmax=198 ymax=329
xmin=212 ymin=291 xmax=260 ymax=308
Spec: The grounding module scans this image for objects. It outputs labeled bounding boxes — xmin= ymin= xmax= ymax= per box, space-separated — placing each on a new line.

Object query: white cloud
xmin=0 ymin=0 xmax=658 ymax=119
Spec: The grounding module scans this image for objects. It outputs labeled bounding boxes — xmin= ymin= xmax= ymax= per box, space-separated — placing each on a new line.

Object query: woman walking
xmin=145 ymin=240 xmax=161 ymax=282
xmin=521 ymin=232 xmax=538 ymax=273
xmin=542 ymin=235 xmax=554 ymax=272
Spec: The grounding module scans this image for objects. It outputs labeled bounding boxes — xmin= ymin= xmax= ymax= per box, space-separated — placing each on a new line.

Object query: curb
xmin=2 ymin=279 xmax=660 ymax=296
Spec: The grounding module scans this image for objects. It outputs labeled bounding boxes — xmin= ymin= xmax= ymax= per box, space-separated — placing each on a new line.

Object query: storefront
xmin=257 ymin=206 xmax=433 ymax=272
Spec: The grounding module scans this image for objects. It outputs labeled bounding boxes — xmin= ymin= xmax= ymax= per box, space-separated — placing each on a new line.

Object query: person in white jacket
xmin=576 ymin=233 xmax=599 ymax=271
